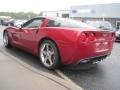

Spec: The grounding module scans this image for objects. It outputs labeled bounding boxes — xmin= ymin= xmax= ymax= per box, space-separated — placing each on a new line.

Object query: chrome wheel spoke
xmin=48 ymin=57 xmax=53 ymax=65
xmin=3 ymin=32 xmax=8 ymax=46
xmin=41 ymin=50 xmax=47 ymax=55
xmin=44 ymin=57 xmax=48 ymax=63
xmin=49 ymin=51 xmax=54 ymax=56
xmin=40 ymin=43 xmax=56 ymax=67
xmin=46 ymin=44 xmax=49 ymax=51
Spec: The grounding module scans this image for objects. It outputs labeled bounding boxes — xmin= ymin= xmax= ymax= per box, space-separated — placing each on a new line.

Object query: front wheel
xmin=39 ymin=40 xmax=60 ymax=69
xmin=3 ymin=31 xmax=11 ymax=48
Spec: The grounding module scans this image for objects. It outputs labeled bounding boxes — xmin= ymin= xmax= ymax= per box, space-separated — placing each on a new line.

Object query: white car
xmin=14 ymin=20 xmax=27 ymax=27
xmin=86 ymin=21 xmax=113 ymax=30
xmin=115 ymin=30 xmax=120 ymax=41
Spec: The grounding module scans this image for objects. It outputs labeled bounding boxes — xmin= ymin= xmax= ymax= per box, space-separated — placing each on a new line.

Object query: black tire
xmin=3 ymin=31 xmax=11 ymax=48
xmin=39 ymin=40 xmax=60 ymax=69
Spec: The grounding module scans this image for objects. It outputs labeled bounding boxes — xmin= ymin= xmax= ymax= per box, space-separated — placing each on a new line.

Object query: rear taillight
xmin=79 ymin=32 xmax=87 ymax=42
xmin=79 ymin=32 xmax=96 ymax=42
xmin=112 ymin=33 xmax=115 ymax=37
xmin=88 ymin=33 xmax=96 ymax=41
xmin=110 ymin=32 xmax=115 ymax=40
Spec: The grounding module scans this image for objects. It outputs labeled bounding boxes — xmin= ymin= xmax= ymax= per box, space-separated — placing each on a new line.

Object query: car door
xmin=20 ymin=18 xmax=44 ymax=53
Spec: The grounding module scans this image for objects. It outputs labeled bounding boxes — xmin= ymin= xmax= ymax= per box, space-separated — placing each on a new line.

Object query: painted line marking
xmin=55 ymin=69 xmax=83 ymax=90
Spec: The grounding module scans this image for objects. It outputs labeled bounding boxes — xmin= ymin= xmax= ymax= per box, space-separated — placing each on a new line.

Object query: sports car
xmin=3 ymin=17 xmax=115 ymax=69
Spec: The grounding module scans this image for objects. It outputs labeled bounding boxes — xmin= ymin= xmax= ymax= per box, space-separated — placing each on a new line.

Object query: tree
xmin=0 ymin=12 xmax=39 ymax=19
xmin=39 ymin=12 xmax=43 ymax=16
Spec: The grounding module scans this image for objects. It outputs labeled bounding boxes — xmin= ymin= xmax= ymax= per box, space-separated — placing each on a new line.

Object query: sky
xmin=0 ymin=0 xmax=120 ymax=13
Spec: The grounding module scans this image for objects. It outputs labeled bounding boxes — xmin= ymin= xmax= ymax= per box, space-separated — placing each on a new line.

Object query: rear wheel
xmin=3 ymin=31 xmax=11 ymax=48
xmin=39 ymin=40 xmax=60 ymax=69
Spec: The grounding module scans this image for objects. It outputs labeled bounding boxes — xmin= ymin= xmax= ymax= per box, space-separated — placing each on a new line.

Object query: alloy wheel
xmin=40 ymin=43 xmax=56 ymax=67
xmin=3 ymin=32 xmax=9 ymax=46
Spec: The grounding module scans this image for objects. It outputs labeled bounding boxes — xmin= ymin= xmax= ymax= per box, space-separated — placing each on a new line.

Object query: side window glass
xmin=47 ymin=20 xmax=61 ymax=27
xmin=22 ymin=19 xmax=43 ymax=28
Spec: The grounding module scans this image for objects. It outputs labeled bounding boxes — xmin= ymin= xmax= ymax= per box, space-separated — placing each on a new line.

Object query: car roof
xmin=34 ymin=16 xmax=54 ymax=20
xmin=34 ymin=16 xmax=66 ymax=21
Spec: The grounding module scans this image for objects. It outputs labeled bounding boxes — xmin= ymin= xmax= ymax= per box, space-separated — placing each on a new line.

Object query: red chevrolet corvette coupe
xmin=3 ymin=17 xmax=115 ymax=69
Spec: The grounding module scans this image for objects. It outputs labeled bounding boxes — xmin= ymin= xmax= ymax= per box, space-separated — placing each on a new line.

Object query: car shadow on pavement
xmin=3 ymin=47 xmax=59 ymax=76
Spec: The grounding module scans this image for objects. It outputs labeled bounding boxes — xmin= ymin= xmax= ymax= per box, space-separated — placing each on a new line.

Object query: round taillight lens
xmin=110 ymin=32 xmax=115 ymax=40
xmin=79 ymin=32 xmax=87 ymax=42
xmin=112 ymin=33 xmax=115 ymax=37
xmin=88 ymin=33 xmax=96 ymax=41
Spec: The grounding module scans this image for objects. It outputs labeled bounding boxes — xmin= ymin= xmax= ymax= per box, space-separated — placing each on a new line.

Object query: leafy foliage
xmin=0 ymin=12 xmax=39 ymax=19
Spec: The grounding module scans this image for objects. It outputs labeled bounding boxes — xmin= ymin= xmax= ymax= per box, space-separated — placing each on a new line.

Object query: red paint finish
xmin=4 ymin=17 xmax=115 ymax=65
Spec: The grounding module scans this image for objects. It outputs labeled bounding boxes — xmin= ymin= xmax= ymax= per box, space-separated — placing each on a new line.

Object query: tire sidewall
xmin=3 ymin=31 xmax=11 ymax=48
xmin=39 ymin=40 xmax=60 ymax=69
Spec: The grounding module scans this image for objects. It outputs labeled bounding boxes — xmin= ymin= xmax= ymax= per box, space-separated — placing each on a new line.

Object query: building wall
xmin=70 ymin=3 xmax=120 ymax=18
xmin=73 ymin=17 xmax=119 ymax=29
xmin=70 ymin=3 xmax=120 ymax=29
xmin=41 ymin=10 xmax=69 ymax=18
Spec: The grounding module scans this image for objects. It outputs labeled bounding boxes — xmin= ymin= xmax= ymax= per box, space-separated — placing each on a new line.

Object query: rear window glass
xmin=47 ymin=18 xmax=95 ymax=28
xmin=86 ymin=21 xmax=113 ymax=30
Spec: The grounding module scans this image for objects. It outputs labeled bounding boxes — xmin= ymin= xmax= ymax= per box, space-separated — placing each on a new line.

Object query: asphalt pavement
xmin=62 ymin=36 xmax=120 ymax=90
xmin=0 ymin=25 xmax=120 ymax=90
xmin=0 ymin=51 xmax=69 ymax=90
xmin=0 ymin=26 xmax=82 ymax=90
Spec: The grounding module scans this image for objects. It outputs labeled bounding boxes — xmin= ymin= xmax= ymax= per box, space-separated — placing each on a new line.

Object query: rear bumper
xmin=58 ymin=39 xmax=114 ymax=65
xmin=76 ymin=53 xmax=110 ymax=64
xmin=72 ymin=51 xmax=111 ymax=65
xmin=60 ymin=42 xmax=113 ymax=65
xmin=72 ymin=40 xmax=114 ymax=64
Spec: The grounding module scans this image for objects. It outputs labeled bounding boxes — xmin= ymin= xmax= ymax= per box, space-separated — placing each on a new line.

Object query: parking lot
xmin=0 ymin=25 xmax=120 ymax=90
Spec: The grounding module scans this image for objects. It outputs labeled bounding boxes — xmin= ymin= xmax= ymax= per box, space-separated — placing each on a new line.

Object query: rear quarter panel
xmin=36 ymin=27 xmax=79 ymax=64
xmin=75 ymin=31 xmax=115 ymax=63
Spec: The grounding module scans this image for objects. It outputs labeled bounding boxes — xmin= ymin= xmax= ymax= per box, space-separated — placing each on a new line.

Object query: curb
xmin=0 ymin=48 xmax=83 ymax=90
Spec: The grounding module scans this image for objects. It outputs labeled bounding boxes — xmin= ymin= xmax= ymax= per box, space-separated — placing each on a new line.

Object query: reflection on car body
xmin=3 ymin=17 xmax=115 ymax=69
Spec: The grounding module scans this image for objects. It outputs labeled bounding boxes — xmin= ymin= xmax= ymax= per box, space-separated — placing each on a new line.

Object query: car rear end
xmin=74 ymin=29 xmax=115 ymax=64
xmin=45 ymin=17 xmax=115 ymax=65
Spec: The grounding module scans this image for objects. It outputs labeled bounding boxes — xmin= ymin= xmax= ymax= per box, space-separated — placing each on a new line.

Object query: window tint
xmin=86 ymin=21 xmax=112 ymax=30
xmin=47 ymin=20 xmax=60 ymax=27
xmin=47 ymin=18 xmax=94 ymax=28
xmin=22 ymin=18 xmax=43 ymax=28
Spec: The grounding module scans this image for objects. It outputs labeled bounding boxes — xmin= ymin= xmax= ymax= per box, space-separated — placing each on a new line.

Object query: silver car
xmin=115 ymin=30 xmax=120 ymax=41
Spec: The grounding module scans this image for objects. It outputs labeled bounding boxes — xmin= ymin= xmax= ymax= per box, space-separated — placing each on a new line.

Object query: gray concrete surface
xmin=1 ymin=25 xmax=120 ymax=90
xmin=62 ymin=38 xmax=120 ymax=90
xmin=0 ymin=51 xmax=67 ymax=90
xmin=0 ymin=26 xmax=82 ymax=90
